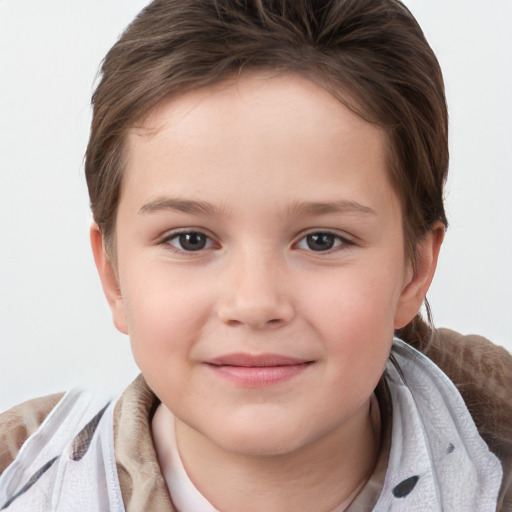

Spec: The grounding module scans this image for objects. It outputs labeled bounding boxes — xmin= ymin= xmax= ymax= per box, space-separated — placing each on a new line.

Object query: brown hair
xmin=85 ymin=0 xmax=448 ymax=338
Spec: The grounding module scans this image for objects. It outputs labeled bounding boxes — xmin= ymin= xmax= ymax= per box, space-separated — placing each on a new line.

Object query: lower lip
xmin=206 ymin=363 xmax=312 ymax=387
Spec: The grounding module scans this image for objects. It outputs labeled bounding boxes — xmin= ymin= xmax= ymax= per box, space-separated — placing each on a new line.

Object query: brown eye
xmin=306 ymin=233 xmax=336 ymax=251
xmin=169 ymin=232 xmax=211 ymax=251
xmin=296 ymin=232 xmax=349 ymax=252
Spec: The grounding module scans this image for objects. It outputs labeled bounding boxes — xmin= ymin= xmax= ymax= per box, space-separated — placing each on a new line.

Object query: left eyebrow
xmin=139 ymin=197 xmax=225 ymax=216
xmin=287 ymin=200 xmax=377 ymax=217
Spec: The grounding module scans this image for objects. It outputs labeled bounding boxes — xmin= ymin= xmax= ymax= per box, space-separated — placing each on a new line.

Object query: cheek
xmin=304 ymin=264 xmax=403 ymax=337
xmin=121 ymin=270 xmax=212 ymax=370
xmin=300 ymin=262 xmax=403 ymax=388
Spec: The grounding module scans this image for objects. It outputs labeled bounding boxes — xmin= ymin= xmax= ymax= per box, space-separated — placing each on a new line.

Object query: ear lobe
xmin=394 ymin=223 xmax=445 ymax=329
xmin=90 ymin=223 xmax=129 ymax=335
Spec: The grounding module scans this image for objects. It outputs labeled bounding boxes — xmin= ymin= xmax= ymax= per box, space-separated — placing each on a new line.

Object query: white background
xmin=1 ymin=1 xmax=511 ymax=411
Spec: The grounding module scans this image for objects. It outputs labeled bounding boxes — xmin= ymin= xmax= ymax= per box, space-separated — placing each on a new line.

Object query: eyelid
xmin=293 ymin=229 xmax=355 ymax=251
xmin=159 ymin=228 xmax=219 ymax=252
xmin=156 ymin=227 xmax=354 ymax=253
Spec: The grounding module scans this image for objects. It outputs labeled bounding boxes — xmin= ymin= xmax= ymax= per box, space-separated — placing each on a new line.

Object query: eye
xmin=166 ymin=231 xmax=214 ymax=252
xmin=296 ymin=232 xmax=348 ymax=252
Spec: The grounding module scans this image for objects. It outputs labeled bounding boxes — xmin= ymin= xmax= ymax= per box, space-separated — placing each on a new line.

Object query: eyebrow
xmin=139 ymin=197 xmax=376 ymax=217
xmin=287 ymin=200 xmax=377 ymax=216
xmin=139 ymin=197 xmax=223 ymax=216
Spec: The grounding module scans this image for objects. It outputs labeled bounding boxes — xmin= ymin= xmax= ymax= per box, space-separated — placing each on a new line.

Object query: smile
xmin=205 ymin=353 xmax=314 ymax=387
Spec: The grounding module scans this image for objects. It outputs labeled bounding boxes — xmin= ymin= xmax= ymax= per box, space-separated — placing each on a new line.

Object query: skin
xmin=91 ymin=73 xmax=443 ymax=511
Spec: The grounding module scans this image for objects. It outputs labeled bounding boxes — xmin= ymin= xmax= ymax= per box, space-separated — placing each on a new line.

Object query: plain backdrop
xmin=1 ymin=1 xmax=511 ymax=411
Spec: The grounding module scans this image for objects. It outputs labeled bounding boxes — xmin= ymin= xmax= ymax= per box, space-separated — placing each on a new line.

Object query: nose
xmin=216 ymin=249 xmax=295 ymax=329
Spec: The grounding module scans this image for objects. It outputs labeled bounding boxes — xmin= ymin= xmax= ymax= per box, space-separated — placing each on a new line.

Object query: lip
xmin=205 ymin=353 xmax=313 ymax=387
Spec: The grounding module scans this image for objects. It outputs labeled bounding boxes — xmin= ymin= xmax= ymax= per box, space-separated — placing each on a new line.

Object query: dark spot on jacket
xmin=392 ymin=475 xmax=420 ymax=498
xmin=70 ymin=402 xmax=110 ymax=461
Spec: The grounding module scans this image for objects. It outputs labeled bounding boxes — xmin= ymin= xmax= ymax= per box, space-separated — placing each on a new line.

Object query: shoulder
xmin=421 ymin=328 xmax=512 ymax=510
xmin=425 ymin=327 xmax=512 ymax=448
xmin=0 ymin=393 xmax=64 ymax=475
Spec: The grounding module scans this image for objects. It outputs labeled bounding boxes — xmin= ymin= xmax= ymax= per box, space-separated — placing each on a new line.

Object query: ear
xmin=90 ymin=222 xmax=129 ymax=335
xmin=394 ymin=222 xmax=445 ymax=329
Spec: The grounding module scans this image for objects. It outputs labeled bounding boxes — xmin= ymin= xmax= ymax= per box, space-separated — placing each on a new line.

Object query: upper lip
xmin=207 ymin=353 xmax=312 ymax=367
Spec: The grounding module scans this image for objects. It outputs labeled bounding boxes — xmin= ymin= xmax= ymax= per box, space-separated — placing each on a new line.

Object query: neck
xmin=162 ymin=398 xmax=380 ymax=512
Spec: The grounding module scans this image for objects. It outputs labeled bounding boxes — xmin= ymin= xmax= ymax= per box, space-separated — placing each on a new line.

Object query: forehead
xmin=121 ymin=72 xmax=398 ymax=219
xmin=132 ymin=72 xmax=380 ymax=147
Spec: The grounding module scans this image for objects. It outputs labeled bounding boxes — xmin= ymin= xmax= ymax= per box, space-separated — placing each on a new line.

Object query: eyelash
xmin=160 ymin=229 xmax=353 ymax=254
xmin=294 ymin=231 xmax=353 ymax=253
xmin=161 ymin=230 xmax=216 ymax=253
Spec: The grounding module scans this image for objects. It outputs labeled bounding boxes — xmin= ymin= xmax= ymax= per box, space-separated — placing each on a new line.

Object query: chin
xmin=210 ymin=420 xmax=315 ymax=458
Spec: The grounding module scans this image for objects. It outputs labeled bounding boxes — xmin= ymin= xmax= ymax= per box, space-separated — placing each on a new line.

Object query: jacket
xmin=1 ymin=328 xmax=511 ymax=510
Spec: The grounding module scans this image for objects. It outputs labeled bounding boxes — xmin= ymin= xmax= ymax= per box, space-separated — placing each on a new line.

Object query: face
xmin=94 ymin=73 xmax=435 ymax=458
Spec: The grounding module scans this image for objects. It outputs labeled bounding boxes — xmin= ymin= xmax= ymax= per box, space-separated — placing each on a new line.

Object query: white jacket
xmin=0 ymin=339 xmax=503 ymax=511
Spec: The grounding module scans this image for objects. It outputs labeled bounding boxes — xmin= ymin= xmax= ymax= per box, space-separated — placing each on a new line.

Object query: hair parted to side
xmin=85 ymin=0 xmax=448 ymax=342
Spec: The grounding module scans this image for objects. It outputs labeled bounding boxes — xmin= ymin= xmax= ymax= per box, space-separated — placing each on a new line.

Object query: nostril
xmin=225 ymin=318 xmax=282 ymax=328
xmin=217 ymin=296 xmax=295 ymax=328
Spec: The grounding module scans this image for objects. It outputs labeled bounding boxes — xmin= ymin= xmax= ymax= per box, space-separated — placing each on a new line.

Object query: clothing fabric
xmin=0 ymin=391 xmax=123 ymax=511
xmin=408 ymin=327 xmax=512 ymax=510
xmin=373 ymin=340 xmax=501 ymax=510
xmin=0 ymin=335 xmax=507 ymax=511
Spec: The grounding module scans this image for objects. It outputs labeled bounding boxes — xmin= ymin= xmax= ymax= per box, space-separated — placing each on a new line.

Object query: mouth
xmin=205 ymin=353 xmax=314 ymax=387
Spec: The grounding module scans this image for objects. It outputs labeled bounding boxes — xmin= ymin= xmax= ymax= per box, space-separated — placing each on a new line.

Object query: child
xmin=1 ymin=0 xmax=511 ymax=510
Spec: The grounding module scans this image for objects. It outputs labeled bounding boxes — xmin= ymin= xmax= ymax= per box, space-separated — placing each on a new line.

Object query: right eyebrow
xmin=139 ymin=197 xmax=224 ymax=216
